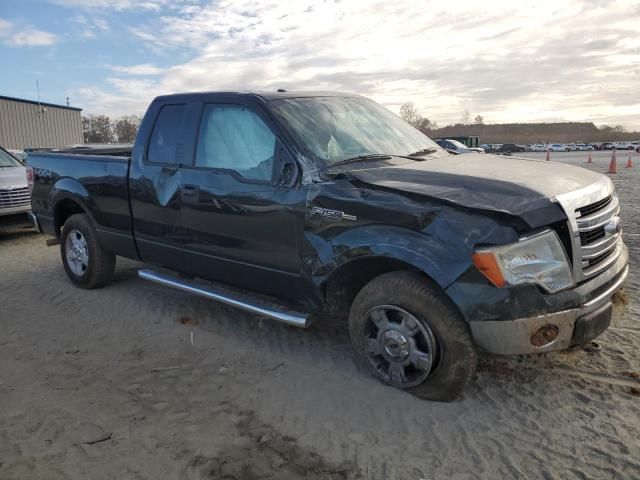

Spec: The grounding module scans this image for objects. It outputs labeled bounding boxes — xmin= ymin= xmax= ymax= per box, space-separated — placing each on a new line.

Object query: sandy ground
xmin=1 ymin=151 xmax=639 ymax=480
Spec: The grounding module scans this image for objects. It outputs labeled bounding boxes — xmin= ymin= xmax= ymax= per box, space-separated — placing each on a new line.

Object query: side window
xmin=148 ymin=104 xmax=186 ymax=164
xmin=195 ymin=104 xmax=276 ymax=182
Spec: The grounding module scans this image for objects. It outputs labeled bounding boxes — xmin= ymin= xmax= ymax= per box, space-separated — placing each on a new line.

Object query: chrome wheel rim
xmin=65 ymin=229 xmax=89 ymax=277
xmin=361 ymin=305 xmax=438 ymax=388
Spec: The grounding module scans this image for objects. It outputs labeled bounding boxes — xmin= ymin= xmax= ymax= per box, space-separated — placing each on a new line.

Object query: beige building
xmin=0 ymin=95 xmax=83 ymax=150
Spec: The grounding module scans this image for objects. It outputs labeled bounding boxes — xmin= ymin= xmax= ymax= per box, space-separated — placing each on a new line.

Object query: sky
xmin=0 ymin=0 xmax=638 ymax=130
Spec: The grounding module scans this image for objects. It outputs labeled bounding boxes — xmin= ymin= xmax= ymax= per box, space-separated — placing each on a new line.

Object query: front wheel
xmin=60 ymin=213 xmax=115 ymax=289
xmin=349 ymin=271 xmax=477 ymax=401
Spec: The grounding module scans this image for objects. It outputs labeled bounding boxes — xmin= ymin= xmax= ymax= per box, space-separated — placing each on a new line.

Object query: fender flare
xmin=49 ymin=178 xmax=98 ymax=234
xmin=315 ymin=225 xmax=473 ymax=290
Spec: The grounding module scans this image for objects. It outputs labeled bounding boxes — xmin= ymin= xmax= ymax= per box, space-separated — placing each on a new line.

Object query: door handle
xmin=161 ymin=164 xmax=181 ymax=173
xmin=181 ymin=184 xmax=200 ymax=202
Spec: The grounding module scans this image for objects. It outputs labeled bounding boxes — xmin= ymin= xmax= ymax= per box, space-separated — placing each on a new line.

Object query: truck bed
xmin=28 ymin=151 xmax=136 ymax=258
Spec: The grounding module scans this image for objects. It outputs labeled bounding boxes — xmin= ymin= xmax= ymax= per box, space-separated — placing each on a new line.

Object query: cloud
xmin=110 ymin=64 xmax=165 ymax=75
xmin=70 ymin=0 xmax=640 ymax=129
xmin=46 ymin=0 xmax=192 ymax=11
xmin=0 ymin=18 xmax=57 ymax=46
xmin=71 ymin=14 xmax=109 ymax=39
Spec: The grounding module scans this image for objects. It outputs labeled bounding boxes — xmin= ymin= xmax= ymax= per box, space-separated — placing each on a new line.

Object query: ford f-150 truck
xmin=28 ymin=91 xmax=629 ymax=401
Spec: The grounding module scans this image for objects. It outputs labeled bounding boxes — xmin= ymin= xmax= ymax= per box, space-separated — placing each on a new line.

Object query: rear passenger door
xmin=178 ymin=100 xmax=305 ymax=301
xmin=129 ymin=101 xmax=198 ymax=271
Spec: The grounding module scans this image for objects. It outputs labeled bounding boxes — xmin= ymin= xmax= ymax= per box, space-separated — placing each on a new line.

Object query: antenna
xmin=36 ymin=80 xmax=44 ymax=113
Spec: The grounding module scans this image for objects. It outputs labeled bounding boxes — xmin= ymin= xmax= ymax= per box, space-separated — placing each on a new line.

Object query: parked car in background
xmin=0 ymin=146 xmax=30 ymax=222
xmin=600 ymin=142 xmax=616 ymax=150
xmin=547 ymin=144 xmax=568 ymax=152
xmin=434 ymin=139 xmax=485 ymax=154
xmin=614 ymin=142 xmax=635 ymax=150
xmin=496 ymin=143 xmax=526 ymax=153
xmin=574 ymin=143 xmax=594 ymax=151
xmin=565 ymin=143 xmax=577 ymax=151
xmin=8 ymin=149 xmax=28 ymax=162
xmin=530 ymin=144 xmax=547 ymax=152
xmin=480 ymin=143 xmax=495 ymax=153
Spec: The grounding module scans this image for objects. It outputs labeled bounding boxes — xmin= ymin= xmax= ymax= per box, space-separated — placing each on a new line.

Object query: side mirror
xmin=275 ymin=139 xmax=298 ymax=187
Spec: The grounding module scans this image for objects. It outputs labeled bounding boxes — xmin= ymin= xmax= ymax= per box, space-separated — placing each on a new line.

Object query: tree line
xmin=82 ymin=114 xmax=142 ymax=144
xmin=399 ymin=102 xmax=639 ymax=144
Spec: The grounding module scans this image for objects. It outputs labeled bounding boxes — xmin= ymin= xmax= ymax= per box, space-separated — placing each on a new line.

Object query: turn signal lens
xmin=472 ymin=251 xmax=506 ymax=287
xmin=26 ymin=166 xmax=34 ymax=193
xmin=472 ymin=230 xmax=573 ymax=293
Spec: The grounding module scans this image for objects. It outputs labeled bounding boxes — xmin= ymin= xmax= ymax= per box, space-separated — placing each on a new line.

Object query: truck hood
xmin=0 ymin=166 xmax=28 ymax=189
xmin=348 ymin=153 xmax=606 ymax=228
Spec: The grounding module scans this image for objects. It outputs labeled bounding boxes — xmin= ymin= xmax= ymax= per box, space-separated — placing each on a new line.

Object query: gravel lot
xmin=1 ymin=151 xmax=639 ymax=479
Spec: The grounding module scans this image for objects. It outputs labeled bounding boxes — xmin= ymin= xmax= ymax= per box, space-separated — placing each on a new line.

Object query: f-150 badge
xmin=310 ymin=207 xmax=357 ymax=221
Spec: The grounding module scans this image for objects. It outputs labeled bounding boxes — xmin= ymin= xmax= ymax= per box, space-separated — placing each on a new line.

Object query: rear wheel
xmin=60 ymin=213 xmax=115 ymax=288
xmin=349 ymin=271 xmax=477 ymax=401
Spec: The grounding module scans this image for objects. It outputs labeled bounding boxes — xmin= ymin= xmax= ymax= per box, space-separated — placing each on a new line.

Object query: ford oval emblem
xmin=604 ymin=216 xmax=622 ymax=236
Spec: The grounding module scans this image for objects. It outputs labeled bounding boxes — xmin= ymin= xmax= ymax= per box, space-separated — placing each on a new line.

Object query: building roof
xmin=0 ymin=95 xmax=82 ymax=112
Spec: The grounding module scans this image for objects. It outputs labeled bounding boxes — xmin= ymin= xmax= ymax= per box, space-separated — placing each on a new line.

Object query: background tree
xmin=114 ymin=115 xmax=141 ymax=143
xmin=461 ymin=109 xmax=471 ymax=125
xmin=399 ymin=102 xmax=437 ymax=133
xmin=474 ymin=115 xmax=484 ymax=125
xmin=82 ymin=114 xmax=115 ymax=143
xmin=399 ymin=102 xmax=421 ymax=127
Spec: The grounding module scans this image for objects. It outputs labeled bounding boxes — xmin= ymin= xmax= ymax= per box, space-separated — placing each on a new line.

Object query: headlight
xmin=472 ymin=230 xmax=573 ymax=293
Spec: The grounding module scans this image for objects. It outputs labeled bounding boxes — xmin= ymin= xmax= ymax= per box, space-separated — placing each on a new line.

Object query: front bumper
xmin=468 ymin=245 xmax=629 ymax=355
xmin=0 ymin=204 xmax=30 ymax=217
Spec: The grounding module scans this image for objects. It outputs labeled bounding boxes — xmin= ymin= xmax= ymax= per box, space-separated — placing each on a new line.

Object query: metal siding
xmin=0 ymin=98 xmax=83 ymax=150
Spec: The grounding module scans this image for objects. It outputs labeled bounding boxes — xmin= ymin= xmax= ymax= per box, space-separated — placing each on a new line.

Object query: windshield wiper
xmin=406 ymin=147 xmax=439 ymax=157
xmin=326 ymin=154 xmax=392 ymax=168
xmin=325 ymin=149 xmax=437 ymax=169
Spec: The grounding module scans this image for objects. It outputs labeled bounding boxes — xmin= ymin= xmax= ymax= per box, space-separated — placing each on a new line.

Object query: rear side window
xmin=148 ymin=104 xmax=186 ymax=164
xmin=195 ymin=104 xmax=276 ymax=182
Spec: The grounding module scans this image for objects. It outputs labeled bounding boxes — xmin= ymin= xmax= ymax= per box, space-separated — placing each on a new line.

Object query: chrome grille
xmin=0 ymin=187 xmax=30 ymax=209
xmin=575 ymin=193 xmax=621 ymax=280
xmin=577 ymin=195 xmax=611 ymax=217
xmin=555 ymin=176 xmax=622 ymax=283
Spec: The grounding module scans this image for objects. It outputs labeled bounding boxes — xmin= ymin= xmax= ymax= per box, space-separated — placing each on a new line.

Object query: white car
xmin=574 ymin=143 xmax=594 ymax=151
xmin=614 ymin=142 xmax=635 ymax=150
xmin=548 ymin=143 xmax=568 ymax=152
xmin=530 ymin=144 xmax=547 ymax=152
xmin=7 ymin=149 xmax=27 ymax=162
xmin=0 ymin=146 xmax=30 ymax=220
xmin=435 ymin=139 xmax=485 ymax=154
xmin=565 ymin=143 xmax=577 ymax=151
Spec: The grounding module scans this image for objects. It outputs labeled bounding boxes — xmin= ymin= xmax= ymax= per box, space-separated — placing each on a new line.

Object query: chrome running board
xmin=138 ymin=269 xmax=311 ymax=328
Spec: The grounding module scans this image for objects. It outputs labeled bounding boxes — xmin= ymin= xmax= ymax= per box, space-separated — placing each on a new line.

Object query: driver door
xmin=178 ymin=101 xmax=306 ymax=300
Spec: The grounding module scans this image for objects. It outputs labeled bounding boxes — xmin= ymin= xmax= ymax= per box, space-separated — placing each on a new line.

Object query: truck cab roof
xmin=152 ymin=90 xmax=362 ymax=104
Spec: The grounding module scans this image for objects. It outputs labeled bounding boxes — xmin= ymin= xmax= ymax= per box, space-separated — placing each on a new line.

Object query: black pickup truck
xmin=28 ymin=91 xmax=629 ymax=401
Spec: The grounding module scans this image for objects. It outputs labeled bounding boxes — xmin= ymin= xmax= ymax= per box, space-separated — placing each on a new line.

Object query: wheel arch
xmin=51 ymin=178 xmax=96 ymax=238
xmin=323 ymin=252 xmax=463 ymax=317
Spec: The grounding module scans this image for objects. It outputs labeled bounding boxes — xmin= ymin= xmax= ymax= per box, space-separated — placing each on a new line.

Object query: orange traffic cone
xmin=608 ymin=149 xmax=617 ymax=174
xmin=626 ymin=154 xmax=633 ymax=168
xmin=545 ymin=149 xmax=551 ymax=162
xmin=587 ymin=151 xmax=592 ymax=163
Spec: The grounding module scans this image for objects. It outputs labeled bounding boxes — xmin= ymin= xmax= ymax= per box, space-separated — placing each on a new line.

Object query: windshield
xmin=0 ymin=148 xmax=22 ymax=167
xmin=269 ymin=96 xmax=441 ymax=166
xmin=447 ymin=139 xmax=468 ymax=149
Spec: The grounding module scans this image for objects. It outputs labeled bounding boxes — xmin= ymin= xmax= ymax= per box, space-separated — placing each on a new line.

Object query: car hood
xmin=0 ymin=166 xmax=28 ymax=189
xmin=347 ymin=153 xmax=606 ymax=228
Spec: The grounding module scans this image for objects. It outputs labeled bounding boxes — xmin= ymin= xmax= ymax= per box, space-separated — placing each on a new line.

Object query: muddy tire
xmin=348 ymin=271 xmax=477 ymax=402
xmin=60 ymin=213 xmax=115 ymax=289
